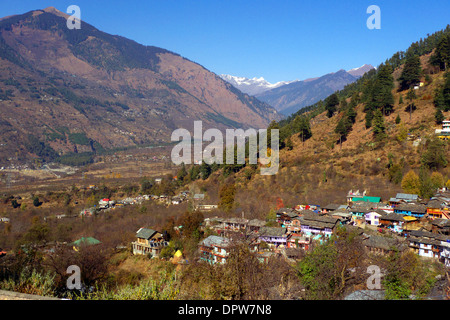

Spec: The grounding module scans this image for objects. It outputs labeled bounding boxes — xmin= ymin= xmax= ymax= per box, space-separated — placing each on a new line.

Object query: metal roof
xmin=396 ymin=193 xmax=419 ymax=201
xmin=136 ymin=228 xmax=157 ymax=239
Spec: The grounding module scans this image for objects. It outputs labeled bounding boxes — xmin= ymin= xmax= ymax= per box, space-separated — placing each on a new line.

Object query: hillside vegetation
xmin=182 ymin=25 xmax=450 ymax=217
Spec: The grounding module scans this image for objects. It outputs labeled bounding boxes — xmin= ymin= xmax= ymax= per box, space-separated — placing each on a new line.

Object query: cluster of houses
xmin=79 ymin=191 xmax=194 ymax=217
xmin=132 ymin=189 xmax=450 ymax=268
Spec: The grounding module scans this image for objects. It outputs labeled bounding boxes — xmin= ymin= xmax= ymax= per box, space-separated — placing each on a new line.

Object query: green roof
xmin=72 ymin=237 xmax=101 ymax=246
xmin=352 ymin=196 xmax=381 ymax=203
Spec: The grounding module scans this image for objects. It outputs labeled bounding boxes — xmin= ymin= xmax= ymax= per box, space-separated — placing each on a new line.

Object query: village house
xmin=394 ymin=203 xmax=427 ymax=219
xmin=276 ymin=208 xmax=298 ymax=228
xmin=286 ymin=234 xmax=311 ymax=250
xmin=362 ymin=234 xmax=408 ymax=255
xmin=364 ymin=209 xmax=387 ymax=226
xmin=329 ymin=211 xmax=353 ymax=224
xmin=431 ymin=218 xmax=450 ymax=235
xmin=389 ymin=193 xmax=420 ymax=207
xmin=401 ymin=215 xmax=422 ymax=232
xmin=379 ymin=213 xmax=405 ymax=233
xmin=286 ymin=216 xmax=302 ymax=234
xmin=79 ymin=207 xmax=96 ymax=217
xmin=98 ymin=198 xmax=115 ymax=209
xmin=407 ymin=229 xmax=449 ymax=260
xmin=258 ymin=227 xmax=288 ymax=248
xmin=221 ymin=217 xmax=248 ymax=232
xmin=298 ymin=211 xmax=339 ymax=238
xmin=132 ymin=228 xmax=168 ymax=257
xmin=198 ymin=235 xmax=231 ymax=264
xmin=321 ymin=203 xmax=342 ymax=213
xmin=441 ymin=241 xmax=450 ymax=267
xmin=195 ymin=204 xmax=218 ymax=211
xmin=247 ymin=219 xmax=266 ymax=233
xmin=350 ymin=208 xmax=370 ymax=223
xmin=435 ymin=119 xmax=450 ymax=140
xmin=346 ymin=189 xmax=366 ymax=204
xmin=426 ymin=200 xmax=450 ymax=220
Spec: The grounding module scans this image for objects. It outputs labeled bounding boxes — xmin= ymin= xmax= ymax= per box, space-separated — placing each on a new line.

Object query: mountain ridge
xmin=255 ymin=69 xmax=365 ymax=116
xmin=0 ymin=8 xmax=282 ymax=165
xmin=221 ymin=65 xmax=375 ymax=116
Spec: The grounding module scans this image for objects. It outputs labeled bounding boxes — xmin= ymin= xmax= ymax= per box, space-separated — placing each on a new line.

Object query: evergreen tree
xmin=443 ymin=72 xmax=450 ymax=111
xmin=200 ymin=162 xmax=211 ymax=180
xmin=177 ymin=162 xmax=187 ymax=182
xmin=435 ymin=109 xmax=445 ymax=124
xmin=334 ymin=116 xmax=352 ymax=149
xmin=430 ymin=35 xmax=450 ymax=71
xmin=365 ymin=109 xmax=374 ymax=129
xmin=294 ymin=116 xmax=312 ymax=142
xmin=421 ymin=137 xmax=448 ymax=169
xmin=434 ymin=88 xmax=446 ymax=110
xmin=399 ymin=55 xmax=422 ymax=91
xmin=372 ymin=109 xmax=386 ymax=140
xmin=405 ymin=87 xmax=417 ymax=120
xmin=325 ymin=93 xmax=340 ymax=118
xmin=399 ymin=94 xmax=403 ymax=105
xmin=395 ymin=114 xmax=401 ymax=124
xmin=345 ymin=104 xmax=357 ymax=124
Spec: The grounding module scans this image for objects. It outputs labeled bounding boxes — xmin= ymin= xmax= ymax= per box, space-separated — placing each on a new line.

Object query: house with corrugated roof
xmin=132 ymin=228 xmax=168 ymax=257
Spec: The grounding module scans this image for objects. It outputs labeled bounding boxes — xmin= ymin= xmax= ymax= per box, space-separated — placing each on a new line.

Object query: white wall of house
xmin=418 ymin=243 xmax=434 ymax=258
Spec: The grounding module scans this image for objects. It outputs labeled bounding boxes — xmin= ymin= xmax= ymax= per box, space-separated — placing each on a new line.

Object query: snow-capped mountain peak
xmin=346 ymin=64 xmax=375 ymax=77
xmin=220 ymin=74 xmax=298 ymax=96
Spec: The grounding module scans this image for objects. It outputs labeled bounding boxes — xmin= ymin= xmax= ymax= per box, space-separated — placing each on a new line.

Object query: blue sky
xmin=0 ymin=0 xmax=449 ymax=83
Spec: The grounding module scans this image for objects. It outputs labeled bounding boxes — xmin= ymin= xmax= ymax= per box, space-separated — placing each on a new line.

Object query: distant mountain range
xmin=219 ymin=75 xmax=298 ymax=96
xmin=222 ymin=64 xmax=374 ymax=116
xmin=0 ymin=7 xmax=282 ymax=164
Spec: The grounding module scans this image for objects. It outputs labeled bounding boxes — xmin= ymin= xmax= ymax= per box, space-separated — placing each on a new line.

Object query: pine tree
xmin=395 ymin=114 xmax=401 ymax=124
xmin=431 ymin=35 xmax=450 ymax=71
xmin=365 ymin=109 xmax=374 ymax=129
xmin=335 ymin=116 xmax=352 ymax=149
xmin=372 ymin=109 xmax=386 ymax=140
xmin=435 ymin=109 xmax=444 ymax=124
xmin=406 ymin=87 xmax=417 ymax=120
xmin=399 ymin=55 xmax=422 ymax=91
xmin=345 ymin=105 xmax=357 ymax=124
xmin=293 ymin=115 xmax=312 ymax=142
xmin=399 ymin=94 xmax=403 ymax=105
xmin=325 ymin=93 xmax=339 ymax=118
